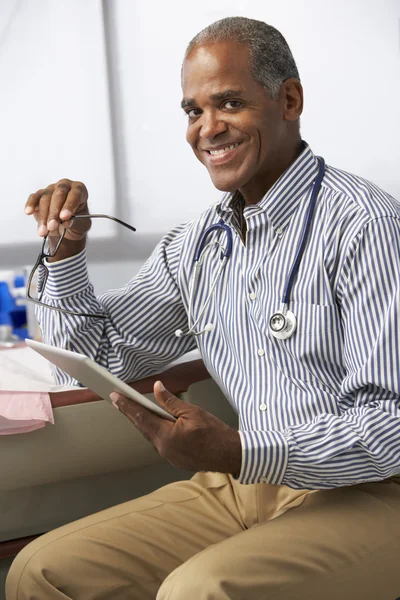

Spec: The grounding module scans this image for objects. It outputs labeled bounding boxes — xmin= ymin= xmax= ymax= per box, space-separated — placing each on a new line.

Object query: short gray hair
xmin=184 ymin=17 xmax=300 ymax=100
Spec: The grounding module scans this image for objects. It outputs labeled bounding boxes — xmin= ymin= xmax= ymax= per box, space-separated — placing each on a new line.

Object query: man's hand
xmin=25 ymin=179 xmax=91 ymax=261
xmin=110 ymin=381 xmax=242 ymax=476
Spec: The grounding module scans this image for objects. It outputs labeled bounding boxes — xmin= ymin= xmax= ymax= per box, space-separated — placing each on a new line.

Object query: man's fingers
xmin=59 ymin=182 xmax=88 ymax=219
xmin=25 ymin=190 xmax=44 ymax=215
xmin=25 ymin=179 xmax=90 ymax=242
xmin=48 ymin=181 xmax=89 ymax=236
xmin=36 ymin=190 xmax=53 ymax=237
xmin=110 ymin=392 xmax=170 ymax=441
xmin=46 ymin=181 xmax=72 ymax=231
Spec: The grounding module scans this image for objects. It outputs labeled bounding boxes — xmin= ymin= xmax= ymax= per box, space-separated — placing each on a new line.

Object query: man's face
xmin=181 ymin=41 xmax=292 ymax=203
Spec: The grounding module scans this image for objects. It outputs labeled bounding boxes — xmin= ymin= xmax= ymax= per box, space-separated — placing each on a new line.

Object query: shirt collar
xmin=216 ymin=143 xmax=320 ymax=235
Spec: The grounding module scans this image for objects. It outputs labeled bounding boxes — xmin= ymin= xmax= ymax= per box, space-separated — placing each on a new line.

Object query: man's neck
xmin=239 ymin=139 xmax=304 ymax=206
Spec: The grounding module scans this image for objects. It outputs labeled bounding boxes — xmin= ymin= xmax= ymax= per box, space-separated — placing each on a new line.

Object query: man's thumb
xmin=153 ymin=380 xmax=185 ymax=416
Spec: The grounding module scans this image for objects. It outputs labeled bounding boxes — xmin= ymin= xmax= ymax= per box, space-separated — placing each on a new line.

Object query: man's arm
xmin=37 ymin=224 xmax=197 ymax=385
xmin=27 ymin=180 xmax=197 ymax=385
xmin=238 ymin=216 xmax=400 ymax=488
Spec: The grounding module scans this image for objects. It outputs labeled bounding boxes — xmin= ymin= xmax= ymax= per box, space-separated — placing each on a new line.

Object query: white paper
xmin=0 ymin=346 xmax=80 ymax=393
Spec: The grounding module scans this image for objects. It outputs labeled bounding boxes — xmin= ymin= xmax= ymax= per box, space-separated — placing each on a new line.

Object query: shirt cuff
xmin=41 ymin=249 xmax=90 ymax=300
xmin=237 ymin=429 xmax=289 ymax=484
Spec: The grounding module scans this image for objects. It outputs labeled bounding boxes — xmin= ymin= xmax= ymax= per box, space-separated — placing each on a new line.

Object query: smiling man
xmin=7 ymin=16 xmax=400 ymax=600
xmin=182 ymin=40 xmax=302 ymax=204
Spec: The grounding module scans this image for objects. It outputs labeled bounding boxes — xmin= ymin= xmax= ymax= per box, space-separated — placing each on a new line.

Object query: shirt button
xmin=257 ymin=348 xmax=265 ymax=356
xmin=260 ymin=477 xmax=268 ymax=483
xmin=259 ymin=403 xmax=267 ymax=411
xmin=276 ymin=226 xmax=283 ymax=237
xmin=249 ymin=292 xmax=257 ymax=300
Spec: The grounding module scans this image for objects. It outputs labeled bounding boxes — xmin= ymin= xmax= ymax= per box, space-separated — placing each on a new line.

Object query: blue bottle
xmin=11 ymin=275 xmax=28 ymax=339
xmin=0 ymin=282 xmax=15 ymax=345
xmin=0 ymin=278 xmax=28 ymax=343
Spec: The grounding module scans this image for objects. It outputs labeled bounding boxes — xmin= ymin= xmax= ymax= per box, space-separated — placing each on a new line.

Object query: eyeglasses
xmin=26 ymin=214 xmax=136 ymax=319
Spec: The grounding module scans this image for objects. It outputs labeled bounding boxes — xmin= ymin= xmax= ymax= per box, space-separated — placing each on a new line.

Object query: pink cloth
xmin=0 ymin=391 xmax=54 ymax=434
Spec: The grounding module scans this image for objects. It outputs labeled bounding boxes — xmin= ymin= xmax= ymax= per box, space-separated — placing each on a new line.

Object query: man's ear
xmin=280 ymin=78 xmax=303 ymax=122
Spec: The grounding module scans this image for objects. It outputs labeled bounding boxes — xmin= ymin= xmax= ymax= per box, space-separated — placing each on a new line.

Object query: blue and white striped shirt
xmin=37 ymin=143 xmax=400 ymax=489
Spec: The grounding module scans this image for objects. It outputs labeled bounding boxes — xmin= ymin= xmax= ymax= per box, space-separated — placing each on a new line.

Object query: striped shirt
xmin=37 ymin=143 xmax=400 ymax=489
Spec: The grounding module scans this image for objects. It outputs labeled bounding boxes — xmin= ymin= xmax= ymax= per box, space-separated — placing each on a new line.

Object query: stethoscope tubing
xmin=194 ymin=220 xmax=232 ymax=262
xmin=281 ymin=157 xmax=325 ymax=304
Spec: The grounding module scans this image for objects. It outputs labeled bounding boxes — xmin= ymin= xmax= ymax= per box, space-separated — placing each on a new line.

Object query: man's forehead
xmin=181 ymin=42 xmax=252 ymax=100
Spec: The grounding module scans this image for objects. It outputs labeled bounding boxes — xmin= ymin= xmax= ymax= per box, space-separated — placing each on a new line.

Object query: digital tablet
xmin=25 ymin=339 xmax=175 ymax=421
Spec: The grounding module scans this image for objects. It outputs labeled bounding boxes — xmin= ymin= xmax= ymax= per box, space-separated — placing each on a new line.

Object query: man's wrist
xmin=226 ymin=429 xmax=242 ymax=477
xmin=238 ymin=429 xmax=289 ymax=485
xmin=42 ymin=248 xmax=90 ymax=299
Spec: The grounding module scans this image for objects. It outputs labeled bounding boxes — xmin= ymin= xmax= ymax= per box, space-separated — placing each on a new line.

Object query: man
xmin=7 ymin=16 xmax=400 ymax=600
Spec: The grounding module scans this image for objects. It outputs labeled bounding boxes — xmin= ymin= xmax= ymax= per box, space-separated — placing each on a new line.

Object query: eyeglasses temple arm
xmin=63 ymin=214 xmax=136 ymax=233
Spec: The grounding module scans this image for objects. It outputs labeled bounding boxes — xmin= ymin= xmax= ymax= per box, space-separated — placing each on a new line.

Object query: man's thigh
xmin=6 ymin=472 xmax=253 ymax=600
xmin=158 ymin=479 xmax=400 ymax=600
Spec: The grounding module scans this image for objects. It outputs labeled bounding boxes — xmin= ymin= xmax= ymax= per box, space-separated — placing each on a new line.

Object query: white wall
xmin=112 ymin=0 xmax=400 ymax=239
xmin=2 ymin=0 xmax=400 ymax=293
xmin=0 ymin=0 xmax=116 ymax=245
xmin=93 ymin=0 xmax=400 ymax=293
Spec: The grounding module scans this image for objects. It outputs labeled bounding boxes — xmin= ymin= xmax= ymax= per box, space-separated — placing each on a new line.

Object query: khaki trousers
xmin=6 ymin=471 xmax=400 ymax=600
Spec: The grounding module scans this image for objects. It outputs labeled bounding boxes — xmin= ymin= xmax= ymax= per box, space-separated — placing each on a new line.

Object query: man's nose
xmin=199 ymin=111 xmax=228 ymax=139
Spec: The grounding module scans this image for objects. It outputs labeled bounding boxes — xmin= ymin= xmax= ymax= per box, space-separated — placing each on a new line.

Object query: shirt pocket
xmin=268 ymin=301 xmax=345 ymax=393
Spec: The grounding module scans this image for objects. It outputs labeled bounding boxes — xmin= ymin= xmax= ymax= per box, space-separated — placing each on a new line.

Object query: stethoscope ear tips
xmin=174 ymin=323 xmax=214 ymax=338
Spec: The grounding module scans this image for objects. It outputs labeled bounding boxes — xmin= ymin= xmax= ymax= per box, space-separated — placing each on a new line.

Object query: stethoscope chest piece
xmin=269 ymin=310 xmax=297 ymax=340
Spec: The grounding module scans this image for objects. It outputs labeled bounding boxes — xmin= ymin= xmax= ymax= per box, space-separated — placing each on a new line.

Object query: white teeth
xmin=209 ymin=142 xmax=241 ymax=156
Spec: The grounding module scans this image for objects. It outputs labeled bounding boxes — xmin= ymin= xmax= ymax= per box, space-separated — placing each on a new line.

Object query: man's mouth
xmin=203 ymin=141 xmax=244 ymax=166
xmin=207 ymin=141 xmax=243 ymax=155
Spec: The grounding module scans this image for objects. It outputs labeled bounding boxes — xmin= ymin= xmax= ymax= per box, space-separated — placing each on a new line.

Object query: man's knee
xmin=157 ymin=551 xmax=232 ymax=600
xmin=6 ymin=537 xmax=74 ymax=600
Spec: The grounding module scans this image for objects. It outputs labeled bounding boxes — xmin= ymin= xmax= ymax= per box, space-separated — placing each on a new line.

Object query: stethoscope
xmin=175 ymin=157 xmax=325 ymax=340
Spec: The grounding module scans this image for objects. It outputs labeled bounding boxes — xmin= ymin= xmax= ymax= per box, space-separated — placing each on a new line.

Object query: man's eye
xmin=224 ymin=100 xmax=242 ymax=109
xmin=186 ymin=108 xmax=201 ymax=119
